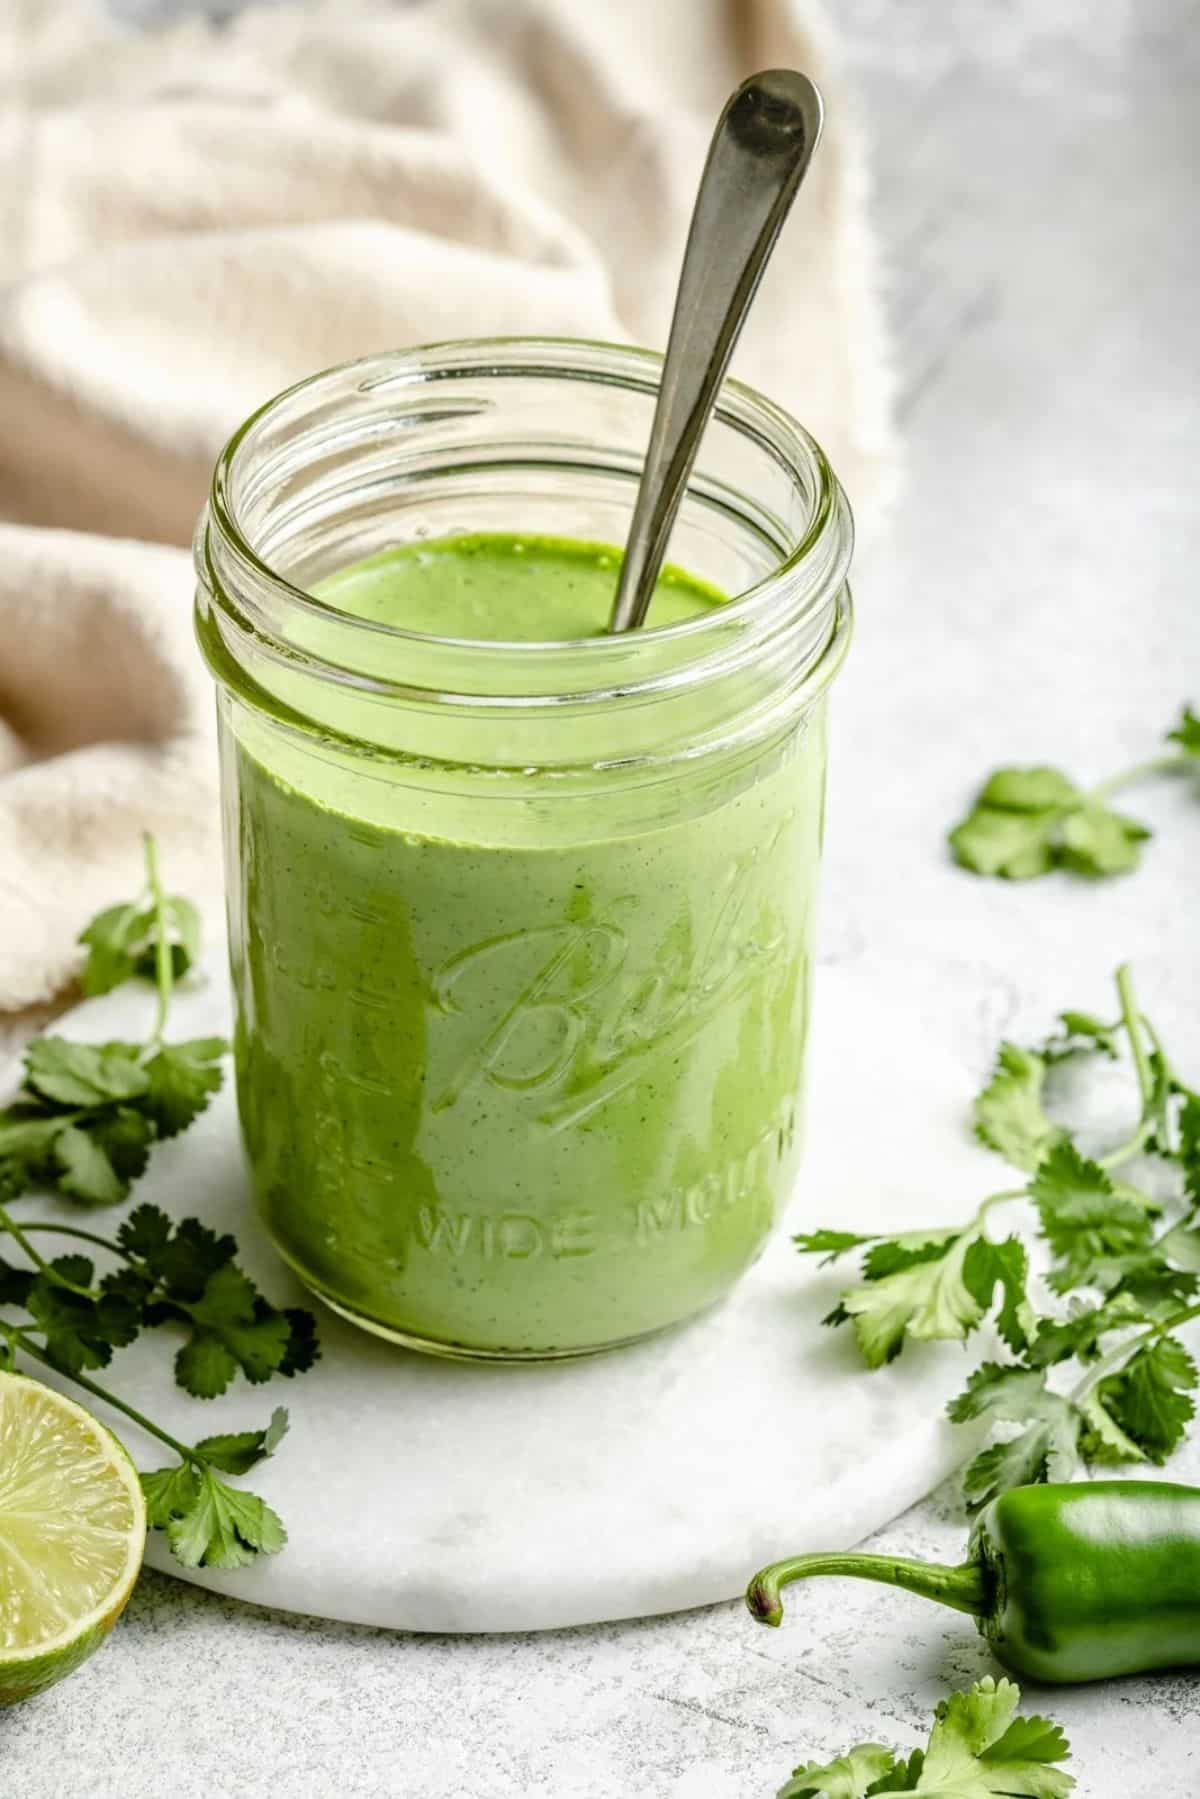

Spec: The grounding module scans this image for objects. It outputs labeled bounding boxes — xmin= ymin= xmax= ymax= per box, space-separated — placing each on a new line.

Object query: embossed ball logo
xmin=432 ymin=846 xmax=790 ymax=1129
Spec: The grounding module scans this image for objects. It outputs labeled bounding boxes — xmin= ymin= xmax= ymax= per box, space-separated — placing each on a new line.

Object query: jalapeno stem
xmin=746 ymin=1550 xmax=987 ymax=1628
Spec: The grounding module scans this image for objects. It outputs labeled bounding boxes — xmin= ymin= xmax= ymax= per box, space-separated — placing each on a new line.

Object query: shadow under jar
xmin=194 ymin=338 xmax=853 ymax=1360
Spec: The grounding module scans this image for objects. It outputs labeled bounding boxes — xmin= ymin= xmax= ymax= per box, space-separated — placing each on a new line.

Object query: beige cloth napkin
xmin=0 ymin=0 xmax=893 ymax=1018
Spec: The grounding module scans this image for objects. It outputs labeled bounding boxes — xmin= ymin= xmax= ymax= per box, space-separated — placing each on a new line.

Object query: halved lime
xmin=0 ymin=1371 xmax=145 ymax=1704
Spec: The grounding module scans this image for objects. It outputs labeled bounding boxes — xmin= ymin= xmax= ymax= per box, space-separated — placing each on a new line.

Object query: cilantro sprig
xmin=0 ymin=1204 xmax=316 ymax=1397
xmin=779 ymin=1676 xmax=1073 ymax=1797
xmin=798 ymin=964 xmax=1200 ymax=1510
xmin=0 ymin=838 xmax=224 ymax=1204
xmin=948 ymin=704 xmax=1199 ymax=878
xmin=0 ymin=841 xmax=319 ymax=1570
xmin=79 ymin=845 xmax=201 ymax=999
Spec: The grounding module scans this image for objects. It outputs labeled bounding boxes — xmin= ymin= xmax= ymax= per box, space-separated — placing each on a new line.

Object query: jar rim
xmin=207 ymin=337 xmax=850 ymax=658
xmin=198 ymin=337 xmax=853 ymax=744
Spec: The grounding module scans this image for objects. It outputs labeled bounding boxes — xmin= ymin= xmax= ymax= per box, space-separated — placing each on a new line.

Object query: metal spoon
xmin=608 ymin=69 xmax=823 ymax=634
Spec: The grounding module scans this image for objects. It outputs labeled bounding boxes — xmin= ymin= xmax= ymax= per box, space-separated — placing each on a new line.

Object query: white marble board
xmin=20 ymin=956 xmax=995 ymax=1633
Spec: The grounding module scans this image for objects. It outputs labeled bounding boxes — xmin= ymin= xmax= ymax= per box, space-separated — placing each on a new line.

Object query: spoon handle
xmin=609 ymin=70 xmax=823 ymax=634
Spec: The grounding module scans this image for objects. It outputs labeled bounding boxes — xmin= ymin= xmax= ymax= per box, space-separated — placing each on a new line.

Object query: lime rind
xmin=0 ymin=1372 xmax=146 ymax=1704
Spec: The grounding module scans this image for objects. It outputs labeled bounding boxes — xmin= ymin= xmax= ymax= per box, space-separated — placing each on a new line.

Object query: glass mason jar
xmin=194 ymin=338 xmax=852 ymax=1360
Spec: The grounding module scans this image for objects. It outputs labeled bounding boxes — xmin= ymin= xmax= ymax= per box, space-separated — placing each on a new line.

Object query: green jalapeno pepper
xmin=747 ymin=1480 xmax=1200 ymax=1684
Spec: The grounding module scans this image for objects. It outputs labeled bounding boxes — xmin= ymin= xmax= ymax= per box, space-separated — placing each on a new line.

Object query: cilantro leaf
xmin=1178 ymin=1094 xmax=1200 ymax=1208
xmin=25 ymin=1258 xmax=141 ymax=1375
xmin=777 ymin=1681 xmax=1073 ymax=1799
xmin=917 ymin=1678 xmax=1074 ymax=1797
xmin=52 ymin=1125 xmax=126 ymax=1206
xmin=141 ymin=1461 xmax=200 ymax=1531
xmin=120 ymin=1205 xmax=235 ymax=1302
xmin=862 ymin=1231 xmax=960 ymax=1280
xmin=107 ymin=1204 xmax=316 ymax=1398
xmin=1167 ymin=703 xmax=1200 ymax=755
xmin=1076 ymin=1389 xmax=1147 ymax=1465
xmin=24 ymin=1038 xmax=149 ymax=1108
xmin=947 ymin=1361 xmax=1051 ymax=1426
xmin=174 ymin=1264 xmax=294 ymax=1398
xmin=0 ymin=1112 xmax=65 ymax=1201
xmin=963 ymin=1424 xmax=1080 ymax=1512
xmin=79 ymin=891 xmax=201 ymax=996
xmin=157 ymin=1218 xmax=239 ymax=1301
xmin=1095 ymin=1338 xmax=1197 ymax=1463
xmin=4 ymin=1039 xmax=225 ymax=1207
xmin=949 ymin=762 xmax=1150 ymax=882
xmin=116 ymin=1201 xmax=173 ymax=1263
xmin=194 ymin=1407 xmax=289 ymax=1476
xmin=1060 ymin=804 xmax=1149 ymax=877
xmin=951 ymin=715 xmax=1199 ymax=881
xmin=174 ymin=1334 xmax=242 ymax=1400
xmin=142 ymin=1038 xmax=227 ymax=1140
xmin=948 ymin=768 xmax=1080 ymax=880
xmin=794 ymin=1228 xmax=877 ymax=1266
xmin=975 ymin=769 xmax=1081 ymax=811
xmin=0 ymin=1255 xmax=35 ymax=1307
xmin=1030 ymin=1143 xmax=1154 ymax=1291
xmin=171 ymin=1469 xmax=286 ymax=1569
xmin=10 ymin=1099 xmax=156 ymax=1207
xmin=99 ymin=1264 xmax=155 ymax=1311
xmin=134 ymin=896 xmax=201 ymax=985
xmin=841 ymin=1233 xmax=985 ymax=1368
xmin=141 ymin=1461 xmax=286 ymax=1570
xmin=1041 ymin=1010 xmax=1121 ymax=1063
xmin=1108 ymin=1257 xmax=1198 ymax=1319
xmin=169 ymin=896 xmax=202 ymax=963
xmin=1025 ymin=1292 xmax=1146 ymax=1368
xmin=973 ymin=1045 xmax=1064 ymax=1173
xmin=961 ymin=1236 xmax=1035 ymax=1354
xmin=0 ymin=1165 xmax=27 ymax=1203
xmin=279 ymin=1307 xmax=320 ymax=1378
xmin=982 ymin=1712 xmax=1072 ymax=1775
xmin=948 ymin=769 xmax=1076 ymax=879
xmin=116 ymin=1198 xmax=172 ymax=1258
xmin=950 ymin=1364 xmax=1082 ymax=1510
xmin=1161 ymin=1221 xmax=1200 ymax=1273
xmin=93 ymin=1105 xmax=156 ymax=1184
xmin=78 ymin=902 xmax=156 ymax=997
xmin=949 ymin=805 xmax=1059 ymax=878
xmin=780 ymin=1746 xmax=899 ymax=1798
xmin=869 ymin=1755 xmax=925 ymax=1794
xmin=0 ymin=1114 xmax=68 ymax=1162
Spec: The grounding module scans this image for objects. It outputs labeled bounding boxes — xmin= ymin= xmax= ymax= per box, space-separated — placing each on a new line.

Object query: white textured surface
xmin=5 ymin=0 xmax=1200 ymax=1793
xmin=22 ymin=958 xmax=987 ymax=1632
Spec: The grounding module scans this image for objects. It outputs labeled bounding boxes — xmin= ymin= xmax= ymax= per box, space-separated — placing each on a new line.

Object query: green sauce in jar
xmin=227 ymin=532 xmax=823 ymax=1356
